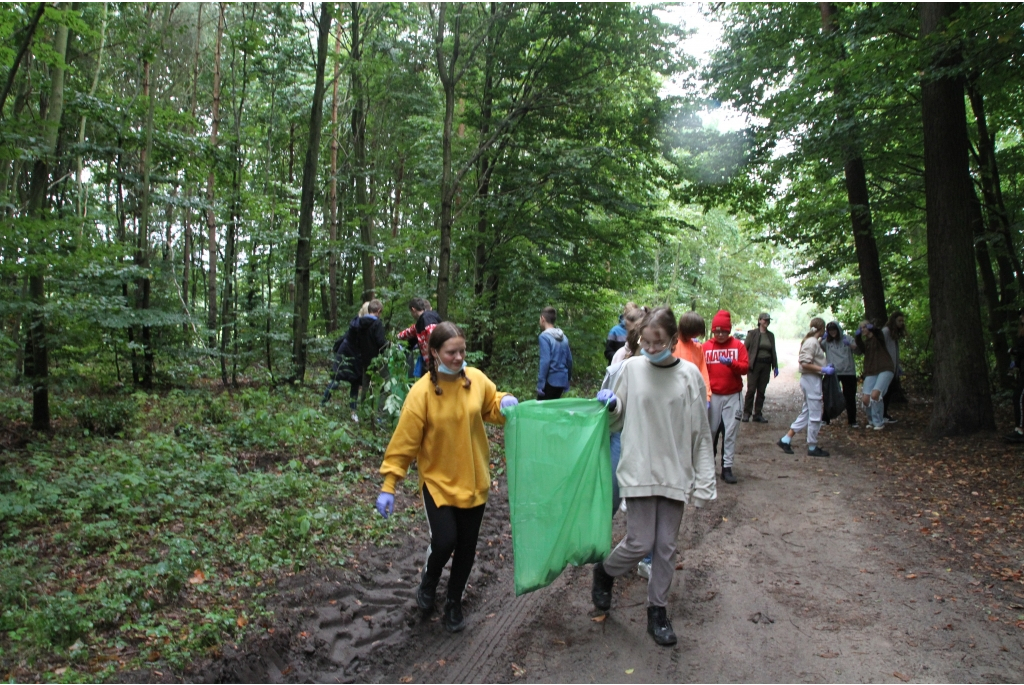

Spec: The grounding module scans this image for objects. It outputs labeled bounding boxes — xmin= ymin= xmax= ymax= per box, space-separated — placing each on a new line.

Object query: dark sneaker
xmin=722 ymin=467 xmax=737 ymax=484
xmin=884 ymin=416 xmax=897 ymax=424
xmin=741 ymin=413 xmax=751 ymax=423
xmin=1004 ymin=431 xmax=1024 ymax=443
xmin=417 ymin=577 xmax=437 ymax=616
xmin=807 ymin=446 xmax=830 ymax=457
xmin=777 ymin=439 xmax=794 ymax=455
xmin=753 ymin=415 xmax=769 ymax=423
xmin=443 ymin=598 xmax=466 ymax=633
xmin=647 ymin=605 xmax=677 ymax=646
xmin=591 ymin=562 xmax=614 ymax=611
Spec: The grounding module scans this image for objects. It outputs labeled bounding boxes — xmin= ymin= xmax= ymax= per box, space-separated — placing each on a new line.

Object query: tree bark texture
xmin=434 ymin=3 xmax=460 ymax=319
xmin=819 ymin=2 xmax=888 ymax=324
xmin=919 ymin=2 xmax=994 ymax=434
xmin=25 ymin=20 xmax=69 ymax=430
xmin=290 ymin=1 xmax=333 ymax=382
xmin=351 ymin=2 xmax=375 ymax=302
xmin=206 ymin=3 xmax=224 ymax=351
xmin=327 ymin=20 xmax=342 ymax=332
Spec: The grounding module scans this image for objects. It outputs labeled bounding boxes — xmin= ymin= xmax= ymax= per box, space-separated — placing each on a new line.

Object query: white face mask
xmin=641 ymin=347 xmax=673 ymax=364
xmin=437 ymin=359 xmax=466 ymax=375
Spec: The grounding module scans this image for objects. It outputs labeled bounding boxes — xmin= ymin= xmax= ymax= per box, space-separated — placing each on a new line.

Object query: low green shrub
xmin=72 ymin=396 xmax=139 ymax=437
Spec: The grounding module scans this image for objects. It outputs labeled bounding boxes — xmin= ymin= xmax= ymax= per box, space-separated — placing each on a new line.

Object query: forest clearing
xmin=3 ymin=2 xmax=1024 ymax=683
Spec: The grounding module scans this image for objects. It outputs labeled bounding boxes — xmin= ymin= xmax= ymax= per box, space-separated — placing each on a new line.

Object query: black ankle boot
xmin=591 ymin=562 xmax=614 ymax=611
xmin=443 ymin=598 xmax=466 ymax=633
xmin=417 ymin=572 xmax=438 ymax=616
xmin=647 ymin=605 xmax=677 ymax=646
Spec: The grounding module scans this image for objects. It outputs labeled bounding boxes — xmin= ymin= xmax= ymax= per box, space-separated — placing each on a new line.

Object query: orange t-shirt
xmin=673 ymin=338 xmax=712 ymax=402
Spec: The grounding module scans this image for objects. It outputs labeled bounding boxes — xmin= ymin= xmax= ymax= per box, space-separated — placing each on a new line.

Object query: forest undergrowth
xmin=0 ymin=375 xmax=434 ymax=683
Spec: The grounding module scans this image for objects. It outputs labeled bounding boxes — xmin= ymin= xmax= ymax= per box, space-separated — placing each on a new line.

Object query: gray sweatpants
xmin=790 ymin=373 xmax=823 ymax=446
xmin=708 ymin=392 xmax=742 ymax=468
xmin=601 ymin=496 xmax=685 ymax=607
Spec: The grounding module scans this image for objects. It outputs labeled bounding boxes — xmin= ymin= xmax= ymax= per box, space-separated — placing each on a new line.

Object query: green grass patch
xmin=0 ymin=385 xmax=413 ymax=682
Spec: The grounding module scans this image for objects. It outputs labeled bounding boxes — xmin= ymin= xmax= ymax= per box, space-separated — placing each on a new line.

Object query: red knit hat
xmin=711 ymin=309 xmax=732 ymax=332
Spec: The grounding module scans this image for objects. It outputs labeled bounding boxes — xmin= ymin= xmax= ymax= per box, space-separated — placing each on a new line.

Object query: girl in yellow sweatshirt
xmin=375 ymin=322 xmax=518 ymax=633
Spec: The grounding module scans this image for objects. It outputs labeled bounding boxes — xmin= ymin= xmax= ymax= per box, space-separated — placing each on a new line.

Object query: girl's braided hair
xmin=427 ymin=322 xmax=472 ymax=395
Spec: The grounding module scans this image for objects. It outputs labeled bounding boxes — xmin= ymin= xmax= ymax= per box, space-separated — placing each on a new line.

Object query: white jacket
xmin=609 ymin=356 xmax=716 ymax=507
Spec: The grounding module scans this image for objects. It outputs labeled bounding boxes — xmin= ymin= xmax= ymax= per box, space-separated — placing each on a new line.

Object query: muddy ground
xmin=191 ymin=342 xmax=1024 ymax=684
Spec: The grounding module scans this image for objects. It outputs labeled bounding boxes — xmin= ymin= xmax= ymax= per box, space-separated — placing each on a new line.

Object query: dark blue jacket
xmin=538 ymin=327 xmax=573 ymax=394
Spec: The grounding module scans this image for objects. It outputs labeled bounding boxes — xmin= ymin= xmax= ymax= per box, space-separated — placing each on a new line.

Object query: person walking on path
xmin=537 ymin=306 xmax=574 ymax=401
xmin=397 ymin=297 xmax=442 ymax=378
xmin=1007 ymin=311 xmax=1024 ymax=443
xmin=323 ymin=299 xmax=387 ymax=420
xmin=375 ymin=322 xmax=519 ymax=633
xmin=854 ymin=321 xmax=895 ymax=430
xmin=673 ymin=311 xmax=712 ymax=404
xmin=591 ymin=307 xmax=716 ymax=647
xmin=822 ymin=321 xmax=860 ymax=428
xmin=611 ymin=306 xmax=649 ymax=365
xmin=605 ymin=302 xmax=637 ymax=362
xmin=742 ymin=313 xmax=778 ymax=422
xmin=601 ymin=318 xmax=643 ymax=516
xmin=882 ymin=311 xmax=906 ymax=423
xmin=703 ymin=310 xmax=749 ymax=484
xmin=777 ymin=317 xmax=834 ymax=457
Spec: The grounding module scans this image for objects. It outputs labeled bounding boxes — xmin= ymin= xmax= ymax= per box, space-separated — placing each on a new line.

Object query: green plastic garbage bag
xmin=503 ymin=398 xmax=613 ymax=596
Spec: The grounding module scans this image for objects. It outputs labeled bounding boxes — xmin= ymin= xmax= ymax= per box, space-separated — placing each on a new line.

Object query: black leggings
xmin=422 ymin=485 xmax=486 ymax=602
xmin=838 ymin=374 xmax=858 ymax=425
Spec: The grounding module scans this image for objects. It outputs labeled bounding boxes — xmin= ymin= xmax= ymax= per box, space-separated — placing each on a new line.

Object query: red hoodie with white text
xmin=703 ymin=337 xmax=749 ymax=395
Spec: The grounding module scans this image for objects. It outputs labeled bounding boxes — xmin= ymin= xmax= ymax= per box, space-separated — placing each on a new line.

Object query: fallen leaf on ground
xmin=400 ymin=676 xmax=413 ymax=683
xmin=818 ymin=651 xmax=840 ymax=658
xmin=189 ymin=569 xmax=205 ymax=585
xmin=625 ymin=668 xmax=635 ymax=674
xmin=592 ymin=614 xmax=606 ymax=622
xmin=894 ymin=672 xmax=910 ymax=682
xmin=54 ymin=668 xmax=67 ymax=676
xmin=236 ymin=615 xmax=247 ymax=627
xmin=905 ymin=574 xmax=917 ymax=579
xmin=437 ymin=659 xmax=446 ymax=666
xmin=511 ymin=662 xmax=526 ymax=677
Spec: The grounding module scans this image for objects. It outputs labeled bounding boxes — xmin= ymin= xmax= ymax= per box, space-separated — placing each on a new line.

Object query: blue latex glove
xmin=500 ymin=395 xmax=519 ymax=413
xmin=707 ymin=400 xmax=711 ymax=409
xmin=1010 ymin=361 xmax=1017 ymax=371
xmin=821 ymin=364 xmax=836 ymax=376
xmin=720 ymin=356 xmax=733 ymax=366
xmin=376 ymin=492 xmax=394 ymax=518
xmin=773 ymin=368 xmax=779 ymax=378
xmin=596 ymin=389 xmax=618 ymax=412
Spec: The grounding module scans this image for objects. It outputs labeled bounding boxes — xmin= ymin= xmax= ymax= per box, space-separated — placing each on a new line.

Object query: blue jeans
xmin=862 ymin=371 xmax=894 ymax=427
xmin=609 ymin=432 xmax=621 ymax=516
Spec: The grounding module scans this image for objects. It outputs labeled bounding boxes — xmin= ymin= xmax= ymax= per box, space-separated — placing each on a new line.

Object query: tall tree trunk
xmin=971 ymin=190 xmax=1012 ymax=387
xmin=327 ymin=20 xmax=341 ymax=332
xmin=183 ymin=3 xmax=203 ymax=340
xmin=290 ymin=1 xmax=333 ymax=382
xmin=206 ymin=3 xmax=225 ymax=352
xmin=76 ymin=1 xmax=107 ymax=225
xmin=919 ymin=2 xmax=994 ymax=435
xmin=473 ymin=4 xmax=496 ymax=356
xmin=434 ymin=3 xmax=461 ymax=319
xmin=25 ymin=19 xmax=69 ymax=431
xmin=820 ymin=2 xmax=888 ymax=323
xmin=222 ymin=15 xmax=249 ymax=387
xmin=138 ymin=39 xmax=160 ymax=390
xmin=350 ymin=2 xmax=375 ymax=302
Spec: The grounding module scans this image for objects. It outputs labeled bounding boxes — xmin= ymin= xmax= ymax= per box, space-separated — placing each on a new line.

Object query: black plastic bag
xmin=822 ymin=374 xmax=845 ymax=421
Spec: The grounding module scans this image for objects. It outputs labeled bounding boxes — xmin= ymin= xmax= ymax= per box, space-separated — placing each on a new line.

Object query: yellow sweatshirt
xmin=379 ymin=367 xmax=507 ymax=508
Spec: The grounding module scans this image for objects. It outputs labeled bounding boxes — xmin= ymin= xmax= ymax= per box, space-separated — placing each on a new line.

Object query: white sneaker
xmin=637 ymin=560 xmax=652 ymax=579
xmin=873 ymin=423 xmax=884 ymax=431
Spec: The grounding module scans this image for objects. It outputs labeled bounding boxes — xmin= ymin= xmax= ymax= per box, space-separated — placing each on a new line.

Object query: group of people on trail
xmin=777 ymin=311 xmax=906 ymax=457
xmin=359 ymin=295 xmax=923 ymax=648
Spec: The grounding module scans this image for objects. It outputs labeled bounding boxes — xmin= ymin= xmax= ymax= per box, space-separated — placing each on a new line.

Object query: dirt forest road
xmin=206 ymin=340 xmax=1024 ymax=684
